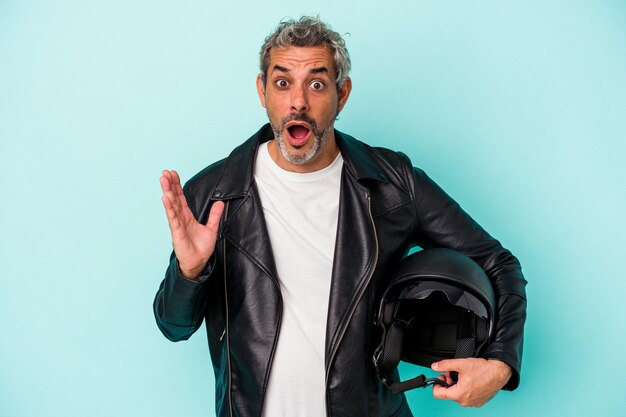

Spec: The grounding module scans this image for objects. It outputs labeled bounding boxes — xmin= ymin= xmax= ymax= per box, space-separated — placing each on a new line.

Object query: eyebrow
xmin=271 ymin=65 xmax=330 ymax=75
xmin=310 ymin=66 xmax=329 ymax=75
xmin=272 ymin=64 xmax=290 ymax=73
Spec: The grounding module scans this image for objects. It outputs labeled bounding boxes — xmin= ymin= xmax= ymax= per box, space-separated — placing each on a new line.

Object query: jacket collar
xmin=211 ymin=123 xmax=388 ymax=200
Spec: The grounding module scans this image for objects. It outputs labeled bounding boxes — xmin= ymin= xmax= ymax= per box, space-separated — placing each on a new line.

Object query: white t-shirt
xmin=254 ymin=141 xmax=343 ymax=417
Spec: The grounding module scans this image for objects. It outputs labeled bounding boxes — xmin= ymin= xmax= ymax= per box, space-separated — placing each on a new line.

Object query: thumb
xmin=431 ymin=359 xmax=466 ymax=373
xmin=206 ymin=201 xmax=225 ymax=236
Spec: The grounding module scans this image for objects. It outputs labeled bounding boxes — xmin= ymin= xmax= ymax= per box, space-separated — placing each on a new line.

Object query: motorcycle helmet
xmin=373 ymin=248 xmax=496 ymax=394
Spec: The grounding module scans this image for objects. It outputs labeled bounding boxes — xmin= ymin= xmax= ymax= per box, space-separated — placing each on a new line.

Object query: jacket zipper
xmin=222 ymin=201 xmax=234 ymax=417
xmin=325 ymin=195 xmax=379 ymax=416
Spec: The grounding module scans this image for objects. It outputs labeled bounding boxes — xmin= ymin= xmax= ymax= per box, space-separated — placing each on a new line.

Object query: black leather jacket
xmin=154 ymin=124 xmax=527 ymax=417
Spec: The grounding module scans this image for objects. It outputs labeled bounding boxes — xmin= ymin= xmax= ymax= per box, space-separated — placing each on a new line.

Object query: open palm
xmin=160 ymin=170 xmax=224 ymax=279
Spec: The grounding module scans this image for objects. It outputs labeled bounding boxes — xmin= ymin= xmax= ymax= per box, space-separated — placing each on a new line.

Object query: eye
xmin=310 ymin=80 xmax=325 ymax=91
xmin=275 ymin=79 xmax=289 ymax=88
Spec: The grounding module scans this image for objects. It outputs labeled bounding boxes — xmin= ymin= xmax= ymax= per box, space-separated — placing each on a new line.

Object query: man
xmin=154 ymin=16 xmax=527 ymax=417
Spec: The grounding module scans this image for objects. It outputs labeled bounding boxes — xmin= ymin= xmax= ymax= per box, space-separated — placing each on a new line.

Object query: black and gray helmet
xmin=373 ymin=248 xmax=496 ymax=394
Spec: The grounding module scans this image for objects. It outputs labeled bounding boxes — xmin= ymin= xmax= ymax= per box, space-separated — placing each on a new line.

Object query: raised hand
xmin=160 ymin=170 xmax=225 ymax=279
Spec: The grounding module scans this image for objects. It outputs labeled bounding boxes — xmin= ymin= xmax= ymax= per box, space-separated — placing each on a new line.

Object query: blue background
xmin=1 ymin=1 xmax=625 ymax=416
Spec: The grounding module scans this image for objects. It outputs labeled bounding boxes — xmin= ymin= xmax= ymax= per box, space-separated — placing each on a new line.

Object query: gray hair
xmin=259 ymin=16 xmax=351 ymax=89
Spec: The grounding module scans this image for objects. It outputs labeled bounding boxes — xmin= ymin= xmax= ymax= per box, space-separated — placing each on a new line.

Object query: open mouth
xmin=286 ymin=124 xmax=311 ymax=148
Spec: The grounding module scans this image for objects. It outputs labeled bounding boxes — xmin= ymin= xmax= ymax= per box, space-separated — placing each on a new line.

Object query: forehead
xmin=268 ymin=46 xmax=335 ymax=74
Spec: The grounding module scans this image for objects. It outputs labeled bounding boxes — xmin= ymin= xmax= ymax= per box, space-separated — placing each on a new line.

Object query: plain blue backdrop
xmin=1 ymin=1 xmax=625 ymax=416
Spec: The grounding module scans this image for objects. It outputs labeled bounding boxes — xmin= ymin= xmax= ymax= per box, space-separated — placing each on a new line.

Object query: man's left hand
xmin=431 ymin=358 xmax=512 ymax=407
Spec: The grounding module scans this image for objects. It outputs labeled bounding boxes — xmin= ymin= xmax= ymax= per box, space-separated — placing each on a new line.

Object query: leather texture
xmin=153 ymin=124 xmax=527 ymax=417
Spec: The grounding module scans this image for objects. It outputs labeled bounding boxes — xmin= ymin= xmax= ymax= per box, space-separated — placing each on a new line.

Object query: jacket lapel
xmin=220 ymin=188 xmax=279 ymax=283
xmin=212 ymin=124 xmax=280 ymax=283
xmin=324 ymin=131 xmax=389 ymax=368
xmin=324 ymin=168 xmax=377 ymax=366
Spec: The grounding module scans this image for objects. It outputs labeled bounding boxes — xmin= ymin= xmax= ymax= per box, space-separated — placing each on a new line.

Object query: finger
xmin=434 ymin=375 xmax=464 ymax=395
xmin=161 ymin=170 xmax=176 ymax=188
xmin=432 ymin=383 xmax=455 ymax=400
xmin=436 ymin=373 xmax=454 ymax=386
xmin=162 ymin=194 xmax=182 ymax=225
xmin=445 ymin=372 xmax=454 ymax=385
xmin=163 ymin=170 xmax=189 ymax=217
xmin=170 ymin=170 xmax=181 ymax=186
xmin=162 ymin=170 xmax=181 ymax=190
xmin=160 ymin=172 xmax=179 ymax=207
xmin=432 ymin=359 xmax=467 ymax=373
xmin=160 ymin=172 xmax=173 ymax=192
xmin=160 ymin=174 xmax=177 ymax=213
xmin=165 ymin=170 xmax=187 ymax=213
xmin=161 ymin=195 xmax=180 ymax=228
xmin=206 ymin=201 xmax=225 ymax=237
xmin=161 ymin=171 xmax=196 ymax=243
xmin=161 ymin=174 xmax=183 ymax=219
xmin=171 ymin=171 xmax=191 ymax=212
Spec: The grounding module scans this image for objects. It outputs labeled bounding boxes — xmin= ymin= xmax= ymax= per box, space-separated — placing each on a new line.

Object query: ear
xmin=337 ymin=77 xmax=352 ymax=114
xmin=256 ymin=74 xmax=267 ymax=108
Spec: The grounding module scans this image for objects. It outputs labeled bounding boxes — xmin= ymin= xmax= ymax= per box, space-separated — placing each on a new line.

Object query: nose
xmin=290 ymin=84 xmax=309 ymax=113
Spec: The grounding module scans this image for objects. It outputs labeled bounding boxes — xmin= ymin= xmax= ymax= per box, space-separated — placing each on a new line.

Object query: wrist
xmin=488 ymin=359 xmax=512 ymax=385
xmin=178 ymin=261 xmax=207 ymax=280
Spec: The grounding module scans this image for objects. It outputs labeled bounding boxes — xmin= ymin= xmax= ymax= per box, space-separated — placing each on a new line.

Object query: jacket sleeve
xmin=410 ymin=166 xmax=527 ymax=391
xmin=153 ymin=254 xmax=216 ymax=341
xmin=152 ymin=181 xmax=218 ymax=342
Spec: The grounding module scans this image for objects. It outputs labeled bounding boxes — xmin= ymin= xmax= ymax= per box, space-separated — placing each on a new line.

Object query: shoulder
xmin=181 ymin=124 xmax=272 ymax=215
xmin=180 ymin=157 xmax=229 ymax=221
xmin=336 ymin=131 xmax=417 ymax=180
xmin=179 ymin=124 xmax=270 ymax=220
xmin=365 ymin=143 xmax=429 ymax=182
xmin=183 ymin=156 xmax=229 ymax=199
xmin=339 ymin=131 xmax=426 ymax=193
xmin=357 ymin=139 xmax=434 ymax=189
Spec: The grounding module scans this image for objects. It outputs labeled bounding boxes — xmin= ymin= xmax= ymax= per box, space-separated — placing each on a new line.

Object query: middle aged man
xmin=154 ymin=16 xmax=527 ymax=417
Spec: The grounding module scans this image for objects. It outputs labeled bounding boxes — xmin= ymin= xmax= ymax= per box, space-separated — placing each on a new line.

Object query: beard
xmin=268 ymin=112 xmax=333 ymax=165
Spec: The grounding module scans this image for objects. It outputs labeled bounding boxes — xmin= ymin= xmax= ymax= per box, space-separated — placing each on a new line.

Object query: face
xmin=256 ymin=46 xmax=352 ymax=172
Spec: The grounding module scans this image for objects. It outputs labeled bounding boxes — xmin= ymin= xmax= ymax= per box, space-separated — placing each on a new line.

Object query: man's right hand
xmin=160 ymin=170 xmax=225 ymax=280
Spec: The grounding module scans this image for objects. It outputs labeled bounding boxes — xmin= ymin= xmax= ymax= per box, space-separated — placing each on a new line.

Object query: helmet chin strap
xmin=390 ymin=374 xmax=451 ymax=395
xmin=374 ymin=311 xmax=476 ymax=394
xmin=449 ymin=310 xmax=477 ymax=383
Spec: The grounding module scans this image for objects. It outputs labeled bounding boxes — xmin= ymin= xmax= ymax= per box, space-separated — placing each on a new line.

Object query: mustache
xmin=279 ymin=113 xmax=319 ymax=132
